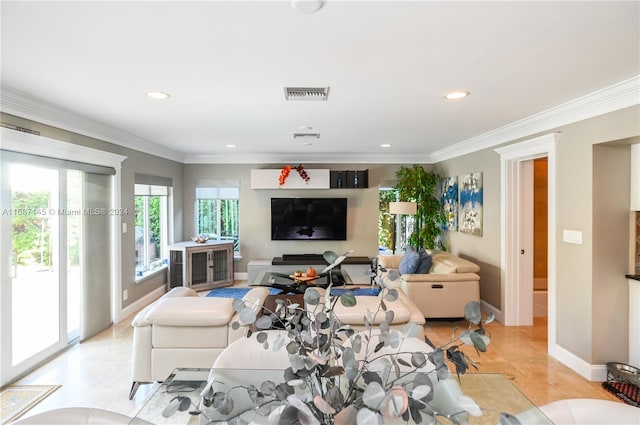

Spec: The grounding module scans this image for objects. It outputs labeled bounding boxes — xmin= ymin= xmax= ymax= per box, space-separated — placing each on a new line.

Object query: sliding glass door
xmin=1 ymin=162 xmax=82 ymax=383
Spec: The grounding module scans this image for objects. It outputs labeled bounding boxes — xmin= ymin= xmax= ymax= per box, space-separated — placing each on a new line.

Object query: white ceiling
xmin=1 ymin=1 xmax=639 ymax=164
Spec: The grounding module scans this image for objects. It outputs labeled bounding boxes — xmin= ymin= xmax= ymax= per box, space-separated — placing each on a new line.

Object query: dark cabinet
xmin=330 ymin=169 xmax=368 ymax=189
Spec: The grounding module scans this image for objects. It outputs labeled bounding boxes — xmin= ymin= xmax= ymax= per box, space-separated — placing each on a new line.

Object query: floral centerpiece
xmin=163 ymin=256 xmax=496 ymax=424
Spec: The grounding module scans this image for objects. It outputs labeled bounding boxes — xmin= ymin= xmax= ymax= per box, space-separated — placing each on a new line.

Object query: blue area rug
xmin=330 ymin=287 xmax=380 ymax=297
xmin=206 ymin=287 xmax=282 ymax=298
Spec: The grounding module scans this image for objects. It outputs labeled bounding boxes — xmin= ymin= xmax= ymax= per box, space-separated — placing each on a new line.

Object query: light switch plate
xmin=563 ymin=229 xmax=582 ymax=244
xmin=122 ymin=222 xmax=127 ymax=233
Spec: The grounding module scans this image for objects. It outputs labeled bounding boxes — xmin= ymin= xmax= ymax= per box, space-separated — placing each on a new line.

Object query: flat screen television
xmin=271 ymin=198 xmax=347 ymax=240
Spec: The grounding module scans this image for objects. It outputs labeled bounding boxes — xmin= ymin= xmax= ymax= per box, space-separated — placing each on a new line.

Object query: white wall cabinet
xmin=250 ymin=169 xmax=330 ymax=189
xmin=169 ymin=241 xmax=234 ymax=291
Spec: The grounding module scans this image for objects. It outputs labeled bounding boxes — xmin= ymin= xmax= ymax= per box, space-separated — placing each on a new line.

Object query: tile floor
xmin=9 ymin=290 xmax=620 ymax=422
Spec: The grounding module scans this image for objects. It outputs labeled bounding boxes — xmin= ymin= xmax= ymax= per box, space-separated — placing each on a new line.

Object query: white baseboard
xmin=117 ymin=286 xmax=165 ymax=323
xmin=235 ymin=272 xmax=248 ymax=282
xmin=481 ymin=300 xmax=504 ymax=324
xmin=549 ymin=343 xmax=608 ymax=382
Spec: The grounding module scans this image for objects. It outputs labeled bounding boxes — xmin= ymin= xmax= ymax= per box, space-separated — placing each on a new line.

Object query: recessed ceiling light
xmin=145 ymin=91 xmax=170 ymax=100
xmin=445 ymin=91 xmax=470 ymax=100
xmin=380 ymin=144 xmax=392 ymax=148
xmin=291 ymin=0 xmax=324 ymax=13
xmin=225 ymin=144 xmax=237 ymax=149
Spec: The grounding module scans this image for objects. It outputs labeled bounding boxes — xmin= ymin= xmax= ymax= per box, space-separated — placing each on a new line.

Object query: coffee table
xmin=130 ymin=368 xmax=553 ymax=425
xmin=252 ymin=269 xmax=353 ymax=294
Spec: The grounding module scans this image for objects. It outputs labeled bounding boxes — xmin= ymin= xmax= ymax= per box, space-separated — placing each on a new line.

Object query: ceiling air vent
xmin=284 ymin=87 xmax=329 ymax=101
xmin=293 ymin=132 xmax=321 ymax=139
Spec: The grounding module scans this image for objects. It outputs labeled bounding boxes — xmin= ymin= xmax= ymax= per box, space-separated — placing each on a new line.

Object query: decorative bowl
xmin=191 ymin=235 xmax=209 ymax=243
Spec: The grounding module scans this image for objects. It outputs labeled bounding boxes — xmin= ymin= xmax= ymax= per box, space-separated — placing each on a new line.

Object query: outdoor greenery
xmin=395 ymin=165 xmax=446 ymax=250
xmin=377 ymin=190 xmax=397 ymax=251
xmin=135 ymin=195 xmax=161 ymax=246
xmin=11 ymin=191 xmax=52 ymax=266
xmin=196 ymin=199 xmax=240 ymax=250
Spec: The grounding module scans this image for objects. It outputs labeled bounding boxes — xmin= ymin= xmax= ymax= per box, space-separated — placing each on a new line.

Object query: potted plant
xmin=161 ymin=274 xmax=495 ymax=424
xmin=394 ymin=165 xmax=446 ymax=250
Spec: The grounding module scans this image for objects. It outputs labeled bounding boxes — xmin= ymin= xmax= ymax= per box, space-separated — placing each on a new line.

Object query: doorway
xmin=495 ymin=133 xmax=558 ymax=352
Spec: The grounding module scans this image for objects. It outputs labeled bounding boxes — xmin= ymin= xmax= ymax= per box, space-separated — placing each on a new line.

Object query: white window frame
xmin=194 ymin=182 xmax=240 ymax=254
xmin=134 ymin=184 xmax=170 ymax=281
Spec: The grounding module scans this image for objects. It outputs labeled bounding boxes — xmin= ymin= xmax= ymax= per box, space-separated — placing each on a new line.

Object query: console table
xmin=247 ymin=254 xmax=372 ymax=284
xmin=168 ymin=241 xmax=234 ymax=291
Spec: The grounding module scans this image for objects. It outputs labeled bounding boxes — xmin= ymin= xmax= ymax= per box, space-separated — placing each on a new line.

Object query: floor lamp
xmin=389 ymin=201 xmax=417 ymax=253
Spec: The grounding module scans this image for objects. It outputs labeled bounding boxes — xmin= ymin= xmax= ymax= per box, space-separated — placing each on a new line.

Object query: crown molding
xmin=0 ymin=86 xmax=185 ymax=163
xmin=183 ymin=152 xmax=429 ymax=164
xmin=2 ymin=76 xmax=637 ymax=166
xmin=430 ymin=75 xmax=640 ymax=163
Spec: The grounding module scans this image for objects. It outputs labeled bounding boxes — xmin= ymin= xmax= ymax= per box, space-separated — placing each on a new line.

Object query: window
xmin=195 ymin=184 xmax=240 ymax=253
xmin=378 ymin=181 xmax=414 ymax=254
xmin=134 ymin=175 xmax=172 ymax=279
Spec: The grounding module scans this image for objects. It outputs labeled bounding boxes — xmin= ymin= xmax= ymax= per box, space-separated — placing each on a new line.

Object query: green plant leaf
xmin=362 ymin=381 xmax=386 ymax=409
xmin=304 ymin=288 xmax=321 ymax=306
xmin=239 ymin=307 xmax=256 ymax=325
xmin=232 ymin=298 xmax=245 ymax=312
xmin=470 ymin=330 xmax=487 ymax=352
xmin=255 ymin=315 xmax=272 ymax=330
xmin=464 ymin=301 xmax=482 ymax=324
xmin=384 ymin=288 xmax=399 ymax=302
xmin=411 ymin=352 xmax=427 ymax=368
xmin=340 ymin=292 xmax=357 ymax=307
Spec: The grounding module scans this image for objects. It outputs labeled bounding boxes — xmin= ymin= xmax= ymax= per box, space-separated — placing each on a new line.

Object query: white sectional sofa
xmin=129 ymin=286 xmax=269 ymax=398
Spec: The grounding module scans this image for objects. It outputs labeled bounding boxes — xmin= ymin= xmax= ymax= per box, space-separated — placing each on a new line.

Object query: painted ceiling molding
xmin=1 ymin=76 xmax=638 ymax=165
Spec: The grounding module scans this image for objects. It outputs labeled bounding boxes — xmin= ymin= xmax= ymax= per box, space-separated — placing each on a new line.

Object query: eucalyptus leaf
xmin=351 ymin=334 xmax=362 ymax=353
xmin=402 ymin=321 xmax=420 ymax=339
xmin=323 ymin=250 xmax=338 ymax=264
xmin=388 ymin=330 xmax=401 ymax=348
xmin=261 ymin=380 xmax=277 ymax=395
xmin=464 ymin=301 xmax=482 ymax=324
xmin=357 ymin=406 xmax=382 ymax=425
xmin=362 ymin=381 xmax=386 ymax=409
xmin=272 ymin=333 xmax=285 ymax=351
xmin=255 ymin=316 xmax=273 ymax=330
xmin=387 ymin=269 xmax=400 ymax=281
xmin=384 ymin=288 xmax=399 ymax=302
xmin=340 ymin=292 xmax=357 ymax=307
xmin=161 ymin=398 xmax=181 ymax=418
xmin=411 ymin=352 xmax=427 ymax=369
xmin=313 ymin=395 xmax=336 ymax=415
xmin=239 ymin=307 xmax=256 ymax=325
xmin=385 ymin=310 xmax=395 ymax=323
xmin=304 ymin=288 xmax=321 ymax=306
xmin=412 ymin=384 xmax=432 ymax=401
xmin=470 ymin=330 xmax=487 ymax=352
xmin=232 ymin=298 xmax=245 ymax=312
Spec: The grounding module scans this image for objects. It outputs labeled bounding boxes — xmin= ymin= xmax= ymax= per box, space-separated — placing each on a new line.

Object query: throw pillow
xmin=398 ymin=247 xmax=420 ymax=274
xmin=416 ymin=248 xmax=433 ymax=274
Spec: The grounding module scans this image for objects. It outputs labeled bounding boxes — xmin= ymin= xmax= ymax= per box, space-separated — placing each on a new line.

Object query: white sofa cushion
xmin=145 ymin=297 xmax=235 ymax=326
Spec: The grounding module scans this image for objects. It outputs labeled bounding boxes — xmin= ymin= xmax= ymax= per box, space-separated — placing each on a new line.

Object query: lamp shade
xmin=389 ymin=201 xmax=417 ymax=215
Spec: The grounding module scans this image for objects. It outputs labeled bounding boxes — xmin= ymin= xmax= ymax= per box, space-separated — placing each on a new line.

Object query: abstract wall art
xmin=441 ymin=176 xmax=458 ymax=231
xmin=458 ymin=172 xmax=483 ymax=236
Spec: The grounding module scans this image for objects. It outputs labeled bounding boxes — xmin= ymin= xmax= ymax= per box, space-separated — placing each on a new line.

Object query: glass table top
xmin=130 ymin=368 xmax=553 ymax=425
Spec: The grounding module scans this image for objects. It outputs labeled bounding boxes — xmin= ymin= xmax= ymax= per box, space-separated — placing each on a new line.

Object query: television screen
xmin=271 ymin=198 xmax=347 ymax=240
